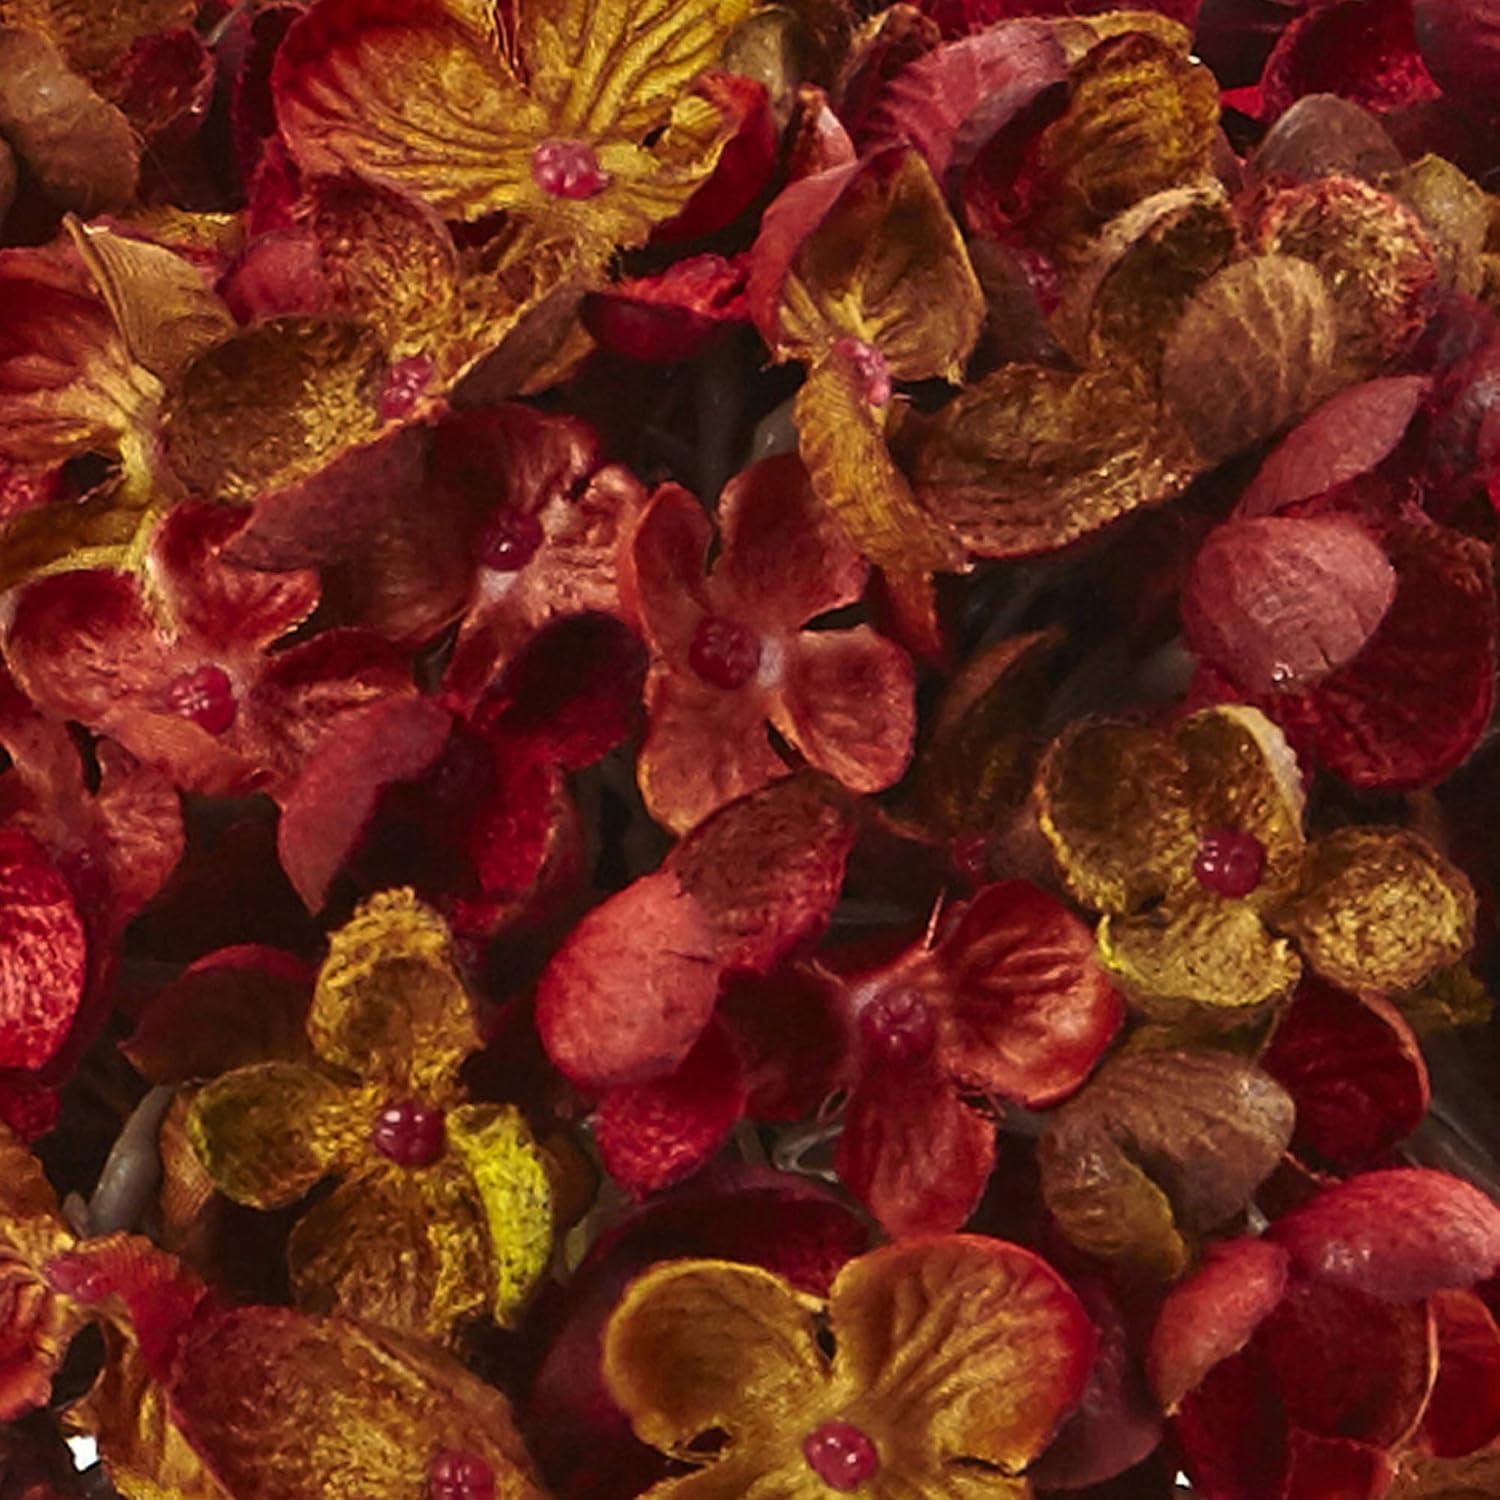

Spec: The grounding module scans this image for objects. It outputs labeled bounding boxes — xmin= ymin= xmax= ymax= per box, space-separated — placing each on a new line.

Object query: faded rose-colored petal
xmin=595 ymin=1021 xmax=746 ymax=1198
xmin=770 ymin=627 xmax=916 ymax=794
xmin=717 ymin=453 xmax=868 ymax=635
xmin=666 ymin=773 xmax=855 ymax=976
xmin=1258 ymin=519 xmax=1495 ymax=791
xmin=1262 ymin=980 xmax=1430 ymax=1169
xmin=1183 ymin=514 xmax=1398 ymax=694
xmin=1414 ymin=0 xmax=1500 ymax=113
xmin=621 ymin=483 xmax=714 ymax=667
xmin=1236 ymin=376 xmax=1429 ymax=519
xmin=0 ymin=831 xmax=87 ymax=1073
xmin=583 ymin=254 xmax=748 ymax=365
xmin=277 ymin=695 xmax=453 ymax=911
xmin=1149 ymin=1238 xmax=1290 ymax=1412
xmin=1269 ymin=1169 xmax=1500 ymax=1302
xmin=837 ymin=1058 xmax=995 ymax=1236
xmin=830 ymin=1235 xmax=1095 ymax=1472
xmin=1420 ymin=1290 xmax=1500 ymax=1458
xmin=535 ymin=871 xmax=722 ymax=1091
xmin=636 ymin=670 xmax=788 ymax=837
xmin=937 ymin=879 xmax=1123 ymax=1107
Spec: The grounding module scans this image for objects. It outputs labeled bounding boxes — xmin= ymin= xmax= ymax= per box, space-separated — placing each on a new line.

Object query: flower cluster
xmin=2 ymin=1 xmax=1500 ymax=1498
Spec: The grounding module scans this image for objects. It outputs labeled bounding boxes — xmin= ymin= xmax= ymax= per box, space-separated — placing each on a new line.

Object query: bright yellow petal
xmin=602 ymin=1259 xmax=828 ymax=1457
xmin=1276 ymin=827 xmax=1477 ymax=994
xmin=308 ymin=889 xmax=480 ymax=1096
xmin=445 ymin=1104 xmax=554 ymax=1329
xmin=185 ymin=1064 xmax=368 ymax=1209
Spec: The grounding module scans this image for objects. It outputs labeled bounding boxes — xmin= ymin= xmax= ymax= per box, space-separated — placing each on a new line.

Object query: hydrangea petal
xmin=1421 ymin=1289 xmax=1500 ymax=1459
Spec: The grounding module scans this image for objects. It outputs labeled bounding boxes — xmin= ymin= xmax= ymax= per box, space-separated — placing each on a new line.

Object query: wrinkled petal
xmin=623 ymin=483 xmax=714 ymax=667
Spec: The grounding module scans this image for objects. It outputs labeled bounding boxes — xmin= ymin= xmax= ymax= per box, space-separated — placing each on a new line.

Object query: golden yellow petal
xmin=633 ymin=1451 xmax=832 ymax=1500
xmin=1276 ymin=826 xmax=1477 ymax=995
xmin=795 ymin=352 xmax=964 ymax=575
xmin=1393 ymin=964 xmax=1493 ymax=1037
xmin=310 ymin=890 xmax=480 ymax=1096
xmin=0 ymin=474 xmax=163 ymax=592
xmin=1035 ymin=718 xmax=1197 ymax=916
xmin=1161 ymin=254 xmax=1343 ymax=464
xmin=445 ymin=1104 xmax=554 ymax=1329
xmin=910 ymin=363 xmax=1201 ymax=559
xmin=1392 ymin=156 xmax=1489 ymax=296
xmin=185 ymin=1063 xmax=368 ymax=1210
xmin=1098 ymin=898 xmax=1302 ymax=1022
xmin=287 ymin=1165 xmax=489 ymax=1346
xmin=602 ymin=1259 xmax=827 ymax=1457
xmin=160 ymin=317 xmax=388 ymax=505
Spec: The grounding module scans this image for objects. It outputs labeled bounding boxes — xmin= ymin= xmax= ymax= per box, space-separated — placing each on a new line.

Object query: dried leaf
xmin=1161 ymin=254 xmax=1342 ymax=464
xmin=911 ymin=362 xmax=1200 ymax=558
xmin=1276 ymin=826 xmax=1476 ymax=995
xmin=1039 ymin=1049 xmax=1295 ymax=1277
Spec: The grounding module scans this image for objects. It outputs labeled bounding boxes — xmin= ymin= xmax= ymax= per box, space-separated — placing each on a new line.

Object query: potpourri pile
xmin=5 ymin=0 xmax=1500 ymax=1497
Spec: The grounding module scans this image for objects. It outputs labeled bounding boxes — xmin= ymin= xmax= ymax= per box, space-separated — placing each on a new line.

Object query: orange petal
xmin=1276 ymin=826 xmax=1477 ymax=994
xmin=308 ymin=889 xmax=480 ymax=1096
xmin=602 ymin=1258 xmax=827 ymax=1455
xmin=829 ymin=1235 xmax=1095 ymax=1473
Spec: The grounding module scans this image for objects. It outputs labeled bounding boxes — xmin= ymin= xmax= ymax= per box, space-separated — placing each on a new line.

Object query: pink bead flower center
xmin=860 ymin=986 xmax=937 ymax=1064
xmin=377 ymin=355 xmax=435 ymax=423
xmin=834 ymin=336 xmax=892 ymax=407
xmin=428 ymin=1450 xmax=494 ymax=1500
xmin=689 ymin=615 xmax=762 ymax=689
xmin=531 ymin=140 xmax=611 ymax=199
xmin=1193 ymin=827 xmax=1267 ymax=899
xmin=804 ymin=1421 xmax=880 ymax=1490
xmin=479 ymin=507 xmax=545 ymax=573
xmin=372 ymin=1100 xmax=445 ymax=1167
xmin=165 ymin=665 xmax=236 ymax=736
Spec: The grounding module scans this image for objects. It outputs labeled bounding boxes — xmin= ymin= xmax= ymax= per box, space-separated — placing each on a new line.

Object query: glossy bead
xmin=859 ymin=987 xmax=937 ymax=1065
xmin=478 ymin=507 xmax=545 ymax=572
xmin=688 ymin=615 xmax=762 ymax=689
xmin=428 ymin=1449 xmax=494 ymax=1500
xmin=531 ymin=140 xmax=611 ymax=199
xmin=165 ymin=665 xmax=236 ymax=736
xmin=371 ymin=1099 xmax=446 ymax=1167
xmin=378 ymin=355 xmax=435 ymax=422
xmin=833 ymin=336 xmax=892 ymax=407
xmin=803 ymin=1421 xmax=879 ymax=1490
xmin=1193 ymin=827 xmax=1266 ymax=899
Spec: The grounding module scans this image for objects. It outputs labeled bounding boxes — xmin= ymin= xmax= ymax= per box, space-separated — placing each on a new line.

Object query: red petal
xmin=583 ymin=254 xmax=748 ymax=365
xmin=937 ymin=879 xmax=1123 ymax=1108
xmin=1175 ymin=1345 xmax=1289 ymax=1500
xmin=719 ymin=967 xmax=846 ymax=1120
xmin=620 ymin=483 xmax=713 ymax=667
xmin=1259 ymin=517 xmax=1495 ymax=790
xmin=1235 ymin=376 xmax=1429 ymax=519
xmin=835 ymin=1058 xmax=995 ymax=1236
xmin=535 ymin=872 xmax=723 ymax=1091
xmin=666 ymin=772 xmax=856 ymax=976
xmin=276 ymin=695 xmax=453 ymax=911
xmin=218 ymin=228 xmax=331 ymax=325
xmin=1412 ymin=0 xmax=1500 ymax=114
xmin=1283 ymin=1434 xmax=1395 ymax=1500
xmin=0 ymin=830 xmax=87 ymax=1072
xmin=0 ymin=1073 xmax=59 ymax=1139
xmin=594 ymin=1021 xmax=747 ymax=1198
xmin=1149 ymin=1238 xmax=1290 ymax=1412
xmin=858 ymin=19 xmax=1067 ymax=182
xmin=1261 ymin=980 xmax=1430 ymax=1170
xmin=1269 ymin=1168 xmax=1500 ymax=1301
xmin=718 ymin=453 xmax=868 ymax=636
xmin=101 ymin=28 xmax=215 ymax=155
xmin=769 ymin=627 xmax=917 ymax=793
xmin=1420 ymin=1289 xmax=1500 ymax=1458
xmin=227 ymin=4 xmax=304 ymax=194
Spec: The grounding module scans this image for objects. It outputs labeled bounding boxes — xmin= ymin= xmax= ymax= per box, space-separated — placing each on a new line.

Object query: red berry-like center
xmin=860 ymin=986 xmax=937 ymax=1065
xmin=428 ymin=1449 xmax=494 ymax=1500
xmin=372 ymin=1099 xmax=445 ymax=1167
xmin=834 ymin=336 xmax=892 ymax=407
xmin=378 ymin=354 xmax=435 ymax=422
xmin=165 ymin=665 xmax=236 ymax=736
xmin=478 ymin=506 xmax=545 ymax=573
xmin=689 ymin=615 xmax=762 ymax=689
xmin=1193 ymin=827 xmax=1266 ymax=899
xmin=803 ymin=1421 xmax=879 ymax=1491
xmin=531 ymin=140 xmax=611 ymax=199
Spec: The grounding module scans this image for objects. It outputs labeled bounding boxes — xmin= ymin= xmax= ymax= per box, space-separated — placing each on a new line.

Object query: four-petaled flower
xmin=626 ymin=453 xmax=916 ymax=833
xmin=186 ymin=889 xmax=554 ymax=1345
xmin=1036 ymin=704 xmax=1476 ymax=1026
xmin=604 ymin=1235 xmax=1095 ymax=1498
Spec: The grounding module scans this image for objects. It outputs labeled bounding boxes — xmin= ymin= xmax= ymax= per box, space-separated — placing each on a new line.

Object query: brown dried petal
xmin=1039 ymin=1049 xmax=1295 ymax=1277
xmin=1276 ymin=827 xmax=1477 ymax=995
xmin=1161 ymin=254 xmax=1342 ymax=464
xmin=1250 ymin=94 xmax=1404 ymax=187
xmin=1391 ymin=155 xmax=1490 ymax=297
xmin=912 ymin=363 xmax=1200 ymax=559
